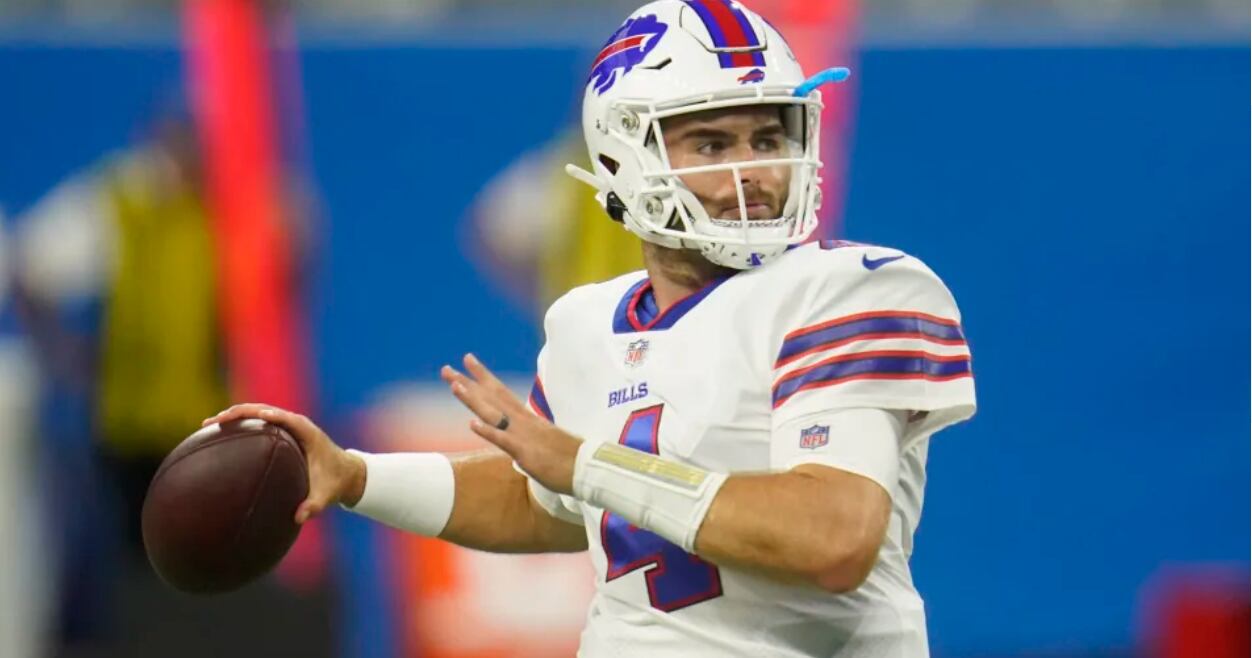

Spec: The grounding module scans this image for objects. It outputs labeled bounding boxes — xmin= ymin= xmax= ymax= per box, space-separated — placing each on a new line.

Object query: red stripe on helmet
xmin=694 ymin=0 xmax=755 ymax=48
xmin=592 ymin=35 xmax=647 ymax=69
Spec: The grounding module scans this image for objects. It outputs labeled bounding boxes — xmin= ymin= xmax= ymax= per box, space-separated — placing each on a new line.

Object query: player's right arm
xmin=437 ymin=450 xmax=588 ymax=553
xmin=200 ymin=404 xmax=587 ymax=554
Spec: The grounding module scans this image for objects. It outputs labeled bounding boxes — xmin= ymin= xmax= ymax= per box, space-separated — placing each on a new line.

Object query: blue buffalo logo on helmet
xmin=588 ymin=14 xmax=668 ymax=96
xmin=737 ymin=68 xmax=765 ymax=85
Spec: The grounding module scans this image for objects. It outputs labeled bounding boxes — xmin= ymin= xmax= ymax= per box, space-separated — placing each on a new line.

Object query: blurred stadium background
xmin=0 ymin=0 xmax=1247 ymax=657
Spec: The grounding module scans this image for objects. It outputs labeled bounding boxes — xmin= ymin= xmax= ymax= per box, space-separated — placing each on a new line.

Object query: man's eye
xmin=696 ymin=141 xmax=726 ymax=155
xmin=754 ymin=137 xmax=781 ymax=152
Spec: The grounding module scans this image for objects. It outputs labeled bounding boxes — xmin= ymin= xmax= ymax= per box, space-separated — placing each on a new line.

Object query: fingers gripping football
xmin=202 ymin=403 xmax=363 ymax=523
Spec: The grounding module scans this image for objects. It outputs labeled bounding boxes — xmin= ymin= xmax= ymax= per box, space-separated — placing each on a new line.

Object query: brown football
xmin=142 ymin=418 xmax=309 ymax=594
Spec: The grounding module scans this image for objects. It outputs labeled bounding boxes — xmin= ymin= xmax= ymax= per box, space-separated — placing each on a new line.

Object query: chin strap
xmin=793 ymin=67 xmax=851 ymax=98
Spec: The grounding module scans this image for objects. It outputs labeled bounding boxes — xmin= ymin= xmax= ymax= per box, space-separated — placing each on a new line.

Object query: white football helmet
xmin=567 ymin=0 xmax=849 ymax=269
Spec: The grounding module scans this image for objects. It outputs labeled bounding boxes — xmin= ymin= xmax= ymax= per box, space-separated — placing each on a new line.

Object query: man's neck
xmin=641 ymin=242 xmax=736 ymax=311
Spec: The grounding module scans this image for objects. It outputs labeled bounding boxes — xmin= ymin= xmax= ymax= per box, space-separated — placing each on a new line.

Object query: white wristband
xmin=572 ymin=441 xmax=727 ymax=553
xmin=343 ymin=449 xmax=455 ymax=537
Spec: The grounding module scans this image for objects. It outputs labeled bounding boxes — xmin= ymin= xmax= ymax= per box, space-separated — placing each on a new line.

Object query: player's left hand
xmin=441 ymin=353 xmax=582 ymax=495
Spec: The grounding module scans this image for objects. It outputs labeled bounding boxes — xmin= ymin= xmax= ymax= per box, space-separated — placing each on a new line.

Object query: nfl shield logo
xmin=799 ymin=425 xmax=830 ymax=450
xmin=624 ymin=339 xmax=649 ymax=368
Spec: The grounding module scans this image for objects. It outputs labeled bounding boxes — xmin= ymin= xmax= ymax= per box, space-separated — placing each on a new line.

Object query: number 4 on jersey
xmin=599 ymin=404 xmax=724 ymax=612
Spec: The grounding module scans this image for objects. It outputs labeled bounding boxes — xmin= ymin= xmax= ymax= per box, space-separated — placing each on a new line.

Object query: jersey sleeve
xmin=770 ymin=255 xmax=976 ymax=443
xmin=771 ymin=408 xmax=906 ymax=494
xmin=526 ymin=476 xmax=584 ymax=526
xmin=520 ymin=339 xmax=585 ymax=526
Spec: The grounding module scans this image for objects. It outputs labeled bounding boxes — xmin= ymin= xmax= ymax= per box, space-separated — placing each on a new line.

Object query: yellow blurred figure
xmin=94 ymin=130 xmax=228 ymax=456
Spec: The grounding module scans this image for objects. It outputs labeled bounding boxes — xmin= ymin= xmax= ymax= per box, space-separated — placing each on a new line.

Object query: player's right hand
xmin=201 ymin=404 xmax=367 ymax=523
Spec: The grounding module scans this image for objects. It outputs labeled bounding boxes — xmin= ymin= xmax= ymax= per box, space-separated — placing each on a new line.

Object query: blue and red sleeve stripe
xmin=775 ymin=311 xmax=967 ymax=369
xmin=772 ymin=350 xmax=972 ymax=409
xmin=682 ymin=0 xmax=766 ymax=68
xmin=529 ymin=377 xmax=554 ymax=422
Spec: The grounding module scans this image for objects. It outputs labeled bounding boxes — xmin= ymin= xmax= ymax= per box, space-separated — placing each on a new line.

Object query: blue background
xmin=1 ymin=40 xmax=1246 ymax=656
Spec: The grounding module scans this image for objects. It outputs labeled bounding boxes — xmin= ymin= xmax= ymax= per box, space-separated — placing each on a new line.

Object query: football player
xmin=207 ymin=1 xmax=975 ymax=655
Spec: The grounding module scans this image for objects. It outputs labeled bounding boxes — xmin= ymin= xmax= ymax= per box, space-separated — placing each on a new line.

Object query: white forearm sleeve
xmin=343 ymin=450 xmax=455 ymax=537
xmin=573 ymin=441 xmax=727 ymax=552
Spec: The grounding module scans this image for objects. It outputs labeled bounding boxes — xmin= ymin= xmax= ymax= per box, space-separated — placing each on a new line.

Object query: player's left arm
xmin=444 ymin=355 xmax=903 ymax=593
xmin=692 ymin=253 xmax=974 ymax=591
xmin=696 ymin=466 xmax=890 ymax=592
xmin=693 ymin=407 xmax=904 ymax=592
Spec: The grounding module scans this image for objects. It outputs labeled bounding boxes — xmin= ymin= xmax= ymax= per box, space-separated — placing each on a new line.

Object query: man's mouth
xmin=719 ymin=201 xmax=775 ymax=219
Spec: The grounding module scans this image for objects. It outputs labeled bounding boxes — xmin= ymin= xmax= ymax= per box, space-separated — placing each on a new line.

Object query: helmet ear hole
xmin=600 ymin=154 xmax=625 ymax=222
xmin=606 ymin=192 xmax=627 ymax=222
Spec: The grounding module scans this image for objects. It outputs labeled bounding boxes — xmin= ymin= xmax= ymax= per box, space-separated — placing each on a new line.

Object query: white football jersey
xmin=526 ymin=241 xmax=976 ymax=658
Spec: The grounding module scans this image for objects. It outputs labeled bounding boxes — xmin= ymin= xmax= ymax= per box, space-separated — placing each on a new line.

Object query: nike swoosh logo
xmin=862 ymin=254 xmax=906 ymax=270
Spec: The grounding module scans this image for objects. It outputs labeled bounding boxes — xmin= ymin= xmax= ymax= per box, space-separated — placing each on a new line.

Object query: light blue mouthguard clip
xmin=792 ymin=67 xmax=851 ymax=97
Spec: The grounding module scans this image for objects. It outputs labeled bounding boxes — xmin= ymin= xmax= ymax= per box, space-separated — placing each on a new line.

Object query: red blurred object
xmin=1141 ymin=566 xmax=1250 ymax=658
xmin=182 ymin=0 xmax=325 ymax=590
